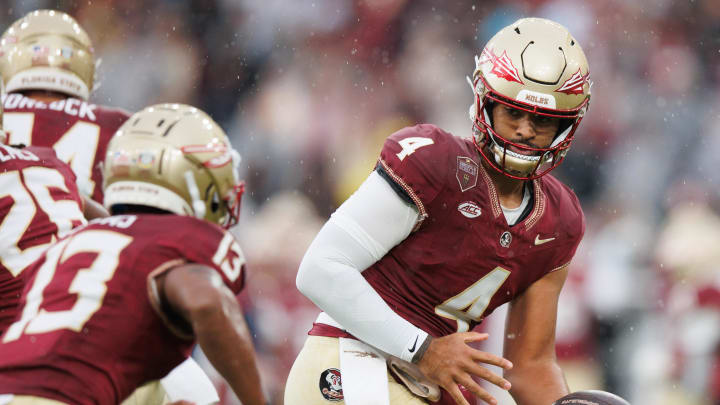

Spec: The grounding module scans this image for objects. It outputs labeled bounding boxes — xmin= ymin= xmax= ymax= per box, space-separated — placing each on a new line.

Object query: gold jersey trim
xmin=524 ymin=179 xmax=546 ymax=231
xmin=478 ymin=163 xmax=502 ymax=218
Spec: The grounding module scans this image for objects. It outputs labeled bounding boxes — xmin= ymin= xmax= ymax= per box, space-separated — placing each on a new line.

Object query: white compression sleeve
xmin=296 ymin=171 xmax=429 ymax=361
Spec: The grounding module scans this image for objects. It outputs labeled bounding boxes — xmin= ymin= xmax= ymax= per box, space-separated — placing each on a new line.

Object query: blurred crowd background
xmin=3 ymin=0 xmax=720 ymax=404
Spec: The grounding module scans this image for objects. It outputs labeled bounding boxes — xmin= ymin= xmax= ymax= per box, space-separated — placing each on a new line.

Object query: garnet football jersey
xmin=3 ymin=93 xmax=131 ymax=203
xmin=0 ymin=214 xmax=246 ymax=405
xmin=365 ymin=124 xmax=585 ymax=337
xmin=0 ymin=144 xmax=85 ymax=333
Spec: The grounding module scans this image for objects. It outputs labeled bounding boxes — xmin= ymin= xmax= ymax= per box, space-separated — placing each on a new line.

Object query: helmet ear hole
xmin=210 ymin=191 xmax=220 ymax=213
xmin=204 ymin=183 xmax=222 ymax=214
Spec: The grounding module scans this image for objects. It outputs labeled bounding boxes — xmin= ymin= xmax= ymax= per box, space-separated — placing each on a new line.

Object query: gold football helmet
xmin=0 ymin=10 xmax=94 ymax=100
xmin=103 ymin=104 xmax=244 ymax=228
xmin=469 ymin=17 xmax=591 ymax=179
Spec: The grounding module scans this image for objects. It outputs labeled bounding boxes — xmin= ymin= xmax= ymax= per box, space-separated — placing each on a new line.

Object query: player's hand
xmin=417 ymin=332 xmax=513 ymax=405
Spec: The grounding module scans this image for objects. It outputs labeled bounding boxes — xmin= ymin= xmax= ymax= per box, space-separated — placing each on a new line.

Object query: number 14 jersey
xmin=366 ymin=124 xmax=585 ymax=336
xmin=3 ymin=93 xmax=130 ymax=203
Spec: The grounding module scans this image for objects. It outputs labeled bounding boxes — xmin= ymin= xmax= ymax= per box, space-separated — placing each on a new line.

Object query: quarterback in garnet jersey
xmin=0 ymin=10 xmax=131 ymax=204
xmin=364 ymin=124 xmax=584 ymax=338
xmin=0 ymin=143 xmax=86 ymax=334
xmin=287 ymin=18 xmax=591 ymax=405
xmin=0 ymin=104 xmax=265 ymax=405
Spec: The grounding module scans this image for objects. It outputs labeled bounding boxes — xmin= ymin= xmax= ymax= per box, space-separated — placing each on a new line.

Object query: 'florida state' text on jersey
xmin=366 ymin=124 xmax=584 ymax=337
xmin=0 ymin=144 xmax=85 ymax=333
xmin=2 ymin=93 xmax=130 ymax=203
xmin=0 ymin=215 xmax=246 ymax=405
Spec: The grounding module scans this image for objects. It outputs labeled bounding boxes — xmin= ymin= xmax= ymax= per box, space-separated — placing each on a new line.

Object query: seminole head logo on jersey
xmin=319 ymin=368 xmax=343 ymax=401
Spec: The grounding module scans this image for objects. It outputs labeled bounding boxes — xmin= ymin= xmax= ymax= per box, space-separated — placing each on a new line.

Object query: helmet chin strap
xmin=184 ymin=170 xmax=206 ymax=220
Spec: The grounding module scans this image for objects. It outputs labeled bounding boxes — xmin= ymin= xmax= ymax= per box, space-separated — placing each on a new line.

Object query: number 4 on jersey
xmin=396 ymin=137 xmax=434 ymax=161
xmin=434 ymin=267 xmax=510 ymax=332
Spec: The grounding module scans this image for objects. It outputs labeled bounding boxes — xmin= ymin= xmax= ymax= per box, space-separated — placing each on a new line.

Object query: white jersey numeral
xmin=0 ymin=167 xmax=85 ymax=277
xmin=3 ymin=231 xmax=132 ymax=343
xmin=396 ymin=137 xmax=434 ymax=161
xmin=434 ymin=267 xmax=511 ymax=332
xmin=212 ymin=232 xmax=246 ymax=282
xmin=5 ymin=113 xmax=101 ymax=197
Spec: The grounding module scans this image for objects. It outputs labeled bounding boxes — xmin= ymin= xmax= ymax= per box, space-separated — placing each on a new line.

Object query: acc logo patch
xmin=319 ymin=368 xmax=343 ymax=401
xmin=458 ymin=202 xmax=481 ymax=218
xmin=456 ymin=156 xmax=478 ymax=192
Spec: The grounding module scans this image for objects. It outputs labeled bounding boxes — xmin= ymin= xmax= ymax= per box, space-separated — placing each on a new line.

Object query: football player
xmin=0 ymin=9 xmax=131 ymax=204
xmin=0 ymin=11 xmax=221 ymax=404
xmin=287 ymin=18 xmax=590 ymax=405
xmin=0 ymin=104 xmax=266 ymax=405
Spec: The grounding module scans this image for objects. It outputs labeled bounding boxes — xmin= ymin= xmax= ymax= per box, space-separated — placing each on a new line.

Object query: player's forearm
xmin=190 ymin=292 xmax=266 ymax=405
xmin=505 ymin=360 xmax=569 ymax=405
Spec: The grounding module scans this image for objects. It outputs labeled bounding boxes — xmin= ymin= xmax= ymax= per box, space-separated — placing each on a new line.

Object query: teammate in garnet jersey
xmin=287 ymin=18 xmax=591 ymax=405
xmin=0 ymin=138 xmax=87 ymax=335
xmin=0 ymin=89 xmax=110 ymax=335
xmin=0 ymin=104 xmax=265 ymax=405
xmin=0 ymin=9 xmax=130 ymax=204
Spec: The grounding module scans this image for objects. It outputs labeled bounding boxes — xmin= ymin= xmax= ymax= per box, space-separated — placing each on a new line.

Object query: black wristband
xmin=411 ymin=335 xmax=433 ymax=364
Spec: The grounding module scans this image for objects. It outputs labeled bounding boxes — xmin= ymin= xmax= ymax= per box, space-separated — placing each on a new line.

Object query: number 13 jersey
xmin=0 ymin=214 xmax=247 ymax=405
xmin=366 ymin=124 xmax=585 ymax=336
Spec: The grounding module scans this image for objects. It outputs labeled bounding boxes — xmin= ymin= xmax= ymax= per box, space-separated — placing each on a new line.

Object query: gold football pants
xmin=284 ymin=336 xmax=427 ymax=404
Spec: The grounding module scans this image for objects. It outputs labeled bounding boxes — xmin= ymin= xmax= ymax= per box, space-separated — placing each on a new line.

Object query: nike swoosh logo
xmin=408 ymin=336 xmax=419 ymax=353
xmin=535 ymin=235 xmax=555 ymax=245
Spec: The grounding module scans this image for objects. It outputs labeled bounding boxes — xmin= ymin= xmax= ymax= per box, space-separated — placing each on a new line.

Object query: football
xmin=552 ymin=390 xmax=630 ymax=405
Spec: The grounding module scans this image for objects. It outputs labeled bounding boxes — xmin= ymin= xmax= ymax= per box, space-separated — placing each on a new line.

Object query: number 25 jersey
xmin=0 ymin=214 xmax=246 ymax=405
xmin=0 ymin=144 xmax=85 ymax=333
xmin=366 ymin=124 xmax=585 ymax=336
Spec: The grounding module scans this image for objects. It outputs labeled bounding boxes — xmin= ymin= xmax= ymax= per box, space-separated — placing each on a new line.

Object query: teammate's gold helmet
xmin=103 ymin=104 xmax=244 ymax=228
xmin=469 ymin=18 xmax=591 ymax=180
xmin=0 ymin=10 xmax=94 ymax=100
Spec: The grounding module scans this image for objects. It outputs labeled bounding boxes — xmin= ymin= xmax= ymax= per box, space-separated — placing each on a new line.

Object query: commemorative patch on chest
xmin=319 ymin=368 xmax=344 ymax=401
xmin=456 ymin=156 xmax=479 ymax=192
